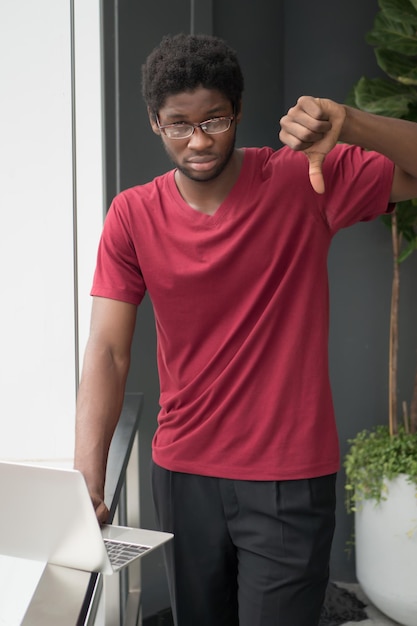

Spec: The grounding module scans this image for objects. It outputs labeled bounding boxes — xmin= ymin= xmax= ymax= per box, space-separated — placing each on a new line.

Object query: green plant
xmin=345 ymin=426 xmax=417 ymax=512
xmin=345 ymin=0 xmax=417 ymax=506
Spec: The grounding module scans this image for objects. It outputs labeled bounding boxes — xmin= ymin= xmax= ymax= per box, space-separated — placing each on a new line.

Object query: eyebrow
xmin=162 ymin=106 xmax=230 ymax=123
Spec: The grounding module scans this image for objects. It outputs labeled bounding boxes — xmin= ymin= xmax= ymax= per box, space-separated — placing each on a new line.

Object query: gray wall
xmin=102 ymin=0 xmax=417 ymax=616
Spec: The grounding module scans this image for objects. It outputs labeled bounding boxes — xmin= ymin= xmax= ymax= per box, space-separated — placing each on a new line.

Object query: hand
xmin=91 ymin=493 xmax=110 ymax=525
xmin=279 ymin=96 xmax=346 ymax=194
xmin=75 ymin=464 xmax=110 ymax=524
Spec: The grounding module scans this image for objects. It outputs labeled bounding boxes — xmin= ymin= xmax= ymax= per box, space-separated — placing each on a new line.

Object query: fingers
xmin=91 ymin=492 xmax=110 ymax=524
xmin=95 ymin=499 xmax=110 ymax=525
xmin=279 ymin=96 xmax=347 ymax=194
xmin=279 ymin=97 xmax=331 ymax=151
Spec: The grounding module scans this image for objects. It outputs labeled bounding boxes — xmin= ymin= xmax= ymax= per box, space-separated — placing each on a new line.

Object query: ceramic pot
xmin=355 ymin=474 xmax=417 ymax=626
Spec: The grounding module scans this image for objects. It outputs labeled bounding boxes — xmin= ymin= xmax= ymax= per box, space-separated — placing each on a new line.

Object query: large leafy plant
xmin=345 ymin=0 xmax=417 ymax=510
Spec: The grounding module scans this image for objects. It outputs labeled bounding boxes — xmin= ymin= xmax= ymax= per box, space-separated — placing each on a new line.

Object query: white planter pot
xmin=355 ymin=474 xmax=417 ymax=626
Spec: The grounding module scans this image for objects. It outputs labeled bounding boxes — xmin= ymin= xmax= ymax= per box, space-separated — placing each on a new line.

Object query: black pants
xmin=151 ymin=462 xmax=336 ymax=626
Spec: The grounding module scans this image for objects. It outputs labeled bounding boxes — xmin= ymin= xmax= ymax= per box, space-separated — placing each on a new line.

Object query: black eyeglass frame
xmin=155 ymin=113 xmax=235 ymax=139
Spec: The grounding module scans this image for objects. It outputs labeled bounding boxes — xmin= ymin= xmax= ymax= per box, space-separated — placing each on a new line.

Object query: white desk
xmin=0 ymin=557 xmax=93 ymax=626
xmin=0 ymin=393 xmax=143 ymax=626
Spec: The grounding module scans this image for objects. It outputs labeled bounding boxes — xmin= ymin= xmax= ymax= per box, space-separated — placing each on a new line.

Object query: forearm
xmin=74 ymin=341 xmax=130 ymax=502
xmin=280 ymin=95 xmax=417 ymax=198
xmin=340 ymin=106 xmax=417 ymax=181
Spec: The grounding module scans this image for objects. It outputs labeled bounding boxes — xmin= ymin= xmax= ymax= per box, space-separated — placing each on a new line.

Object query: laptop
xmin=0 ymin=461 xmax=172 ymax=575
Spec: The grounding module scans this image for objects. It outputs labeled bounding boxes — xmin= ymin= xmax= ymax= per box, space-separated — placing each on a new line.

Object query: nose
xmin=187 ymin=126 xmax=214 ymax=149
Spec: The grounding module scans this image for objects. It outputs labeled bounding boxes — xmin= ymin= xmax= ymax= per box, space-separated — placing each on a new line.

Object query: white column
xmin=0 ymin=0 xmax=104 ymax=462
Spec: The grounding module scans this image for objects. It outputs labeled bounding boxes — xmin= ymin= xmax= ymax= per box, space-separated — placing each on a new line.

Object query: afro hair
xmin=142 ymin=33 xmax=244 ymax=115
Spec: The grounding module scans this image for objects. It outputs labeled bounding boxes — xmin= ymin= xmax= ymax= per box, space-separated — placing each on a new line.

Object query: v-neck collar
xmin=166 ymin=148 xmax=253 ymax=227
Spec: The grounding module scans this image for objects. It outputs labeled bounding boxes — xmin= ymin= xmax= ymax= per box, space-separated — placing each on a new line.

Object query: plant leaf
xmin=345 ymin=87 xmax=357 ymax=108
xmin=380 ymin=213 xmax=393 ymax=230
xmin=354 ymin=77 xmax=415 ymax=116
xmin=397 ymin=199 xmax=417 ymax=224
xmin=398 ymin=241 xmax=417 ymax=262
xmin=376 ymin=48 xmax=417 ymax=85
xmin=379 ymin=0 xmax=417 ymax=26
xmin=396 ymin=201 xmax=417 ymax=245
xmin=344 ymin=426 xmax=417 ymax=513
xmin=367 ymin=12 xmax=417 ymax=55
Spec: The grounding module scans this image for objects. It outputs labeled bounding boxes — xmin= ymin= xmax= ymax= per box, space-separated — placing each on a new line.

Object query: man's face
xmin=149 ymin=87 xmax=241 ymax=183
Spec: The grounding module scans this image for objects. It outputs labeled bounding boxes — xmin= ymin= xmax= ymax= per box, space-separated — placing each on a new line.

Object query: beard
xmin=163 ymin=129 xmax=237 ymax=183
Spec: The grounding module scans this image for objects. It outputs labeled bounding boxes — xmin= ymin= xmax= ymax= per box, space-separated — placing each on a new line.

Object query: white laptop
xmin=0 ymin=460 xmax=172 ymax=575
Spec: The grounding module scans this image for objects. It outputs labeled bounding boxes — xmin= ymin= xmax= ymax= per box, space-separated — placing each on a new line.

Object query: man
xmin=74 ymin=33 xmax=417 ymax=625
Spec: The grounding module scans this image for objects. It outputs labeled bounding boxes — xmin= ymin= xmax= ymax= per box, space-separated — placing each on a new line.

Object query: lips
xmin=186 ymin=156 xmax=217 ymax=171
xmin=187 ymin=155 xmax=216 ymax=163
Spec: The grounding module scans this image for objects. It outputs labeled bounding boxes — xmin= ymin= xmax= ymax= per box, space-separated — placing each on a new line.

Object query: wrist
xmin=338 ymin=105 xmax=364 ymax=145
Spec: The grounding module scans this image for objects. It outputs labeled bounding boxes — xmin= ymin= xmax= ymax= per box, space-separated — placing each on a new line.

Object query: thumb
xmin=305 ymin=150 xmax=326 ymax=194
xmin=303 ymin=98 xmax=346 ymax=195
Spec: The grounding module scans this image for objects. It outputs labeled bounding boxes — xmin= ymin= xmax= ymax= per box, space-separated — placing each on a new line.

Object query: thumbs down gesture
xmin=279 ymin=96 xmax=346 ymax=194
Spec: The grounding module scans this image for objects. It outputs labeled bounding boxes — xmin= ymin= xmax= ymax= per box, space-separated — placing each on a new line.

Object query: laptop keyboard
xmin=104 ymin=538 xmax=150 ymax=568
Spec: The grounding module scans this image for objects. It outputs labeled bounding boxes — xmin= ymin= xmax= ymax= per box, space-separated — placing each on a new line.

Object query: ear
xmin=148 ymin=107 xmax=161 ymax=136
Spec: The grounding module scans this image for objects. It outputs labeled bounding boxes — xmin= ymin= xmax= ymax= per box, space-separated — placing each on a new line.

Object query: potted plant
xmin=344 ymin=0 xmax=417 ymax=624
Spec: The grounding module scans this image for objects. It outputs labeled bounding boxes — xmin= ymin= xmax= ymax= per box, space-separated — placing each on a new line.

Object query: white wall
xmin=0 ymin=0 xmax=104 ymax=462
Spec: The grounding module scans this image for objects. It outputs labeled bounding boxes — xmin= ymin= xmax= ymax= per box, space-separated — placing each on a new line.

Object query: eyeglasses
xmin=155 ymin=114 xmax=235 ymax=139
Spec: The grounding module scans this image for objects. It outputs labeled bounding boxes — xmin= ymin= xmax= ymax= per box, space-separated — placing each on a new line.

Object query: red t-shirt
xmin=92 ymin=145 xmax=394 ymax=480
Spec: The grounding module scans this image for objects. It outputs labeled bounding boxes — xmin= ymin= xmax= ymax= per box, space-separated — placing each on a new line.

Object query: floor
xmin=142 ymin=584 xmax=403 ymax=626
xmin=339 ymin=584 xmax=401 ymax=625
